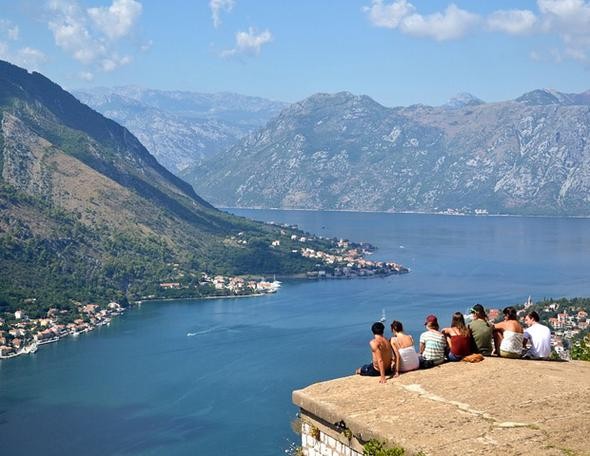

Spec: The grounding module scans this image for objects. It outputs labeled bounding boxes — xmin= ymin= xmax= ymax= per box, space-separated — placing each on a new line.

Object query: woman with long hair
xmin=442 ymin=312 xmax=472 ymax=361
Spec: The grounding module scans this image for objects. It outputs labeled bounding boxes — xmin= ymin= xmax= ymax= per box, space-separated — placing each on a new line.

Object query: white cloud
xmin=363 ymin=0 xmax=590 ymax=62
xmin=101 ymin=54 xmax=131 ymax=72
xmin=537 ymin=0 xmax=590 ymax=61
xmin=45 ymin=0 xmax=142 ymax=73
xmin=0 ymin=20 xmax=19 ymax=40
xmin=47 ymin=0 xmax=100 ymax=63
xmin=363 ymin=1 xmax=479 ymax=41
xmin=222 ymin=27 xmax=272 ymax=57
xmin=87 ymin=0 xmax=142 ymax=40
xmin=401 ymin=4 xmax=480 ymax=41
xmin=363 ymin=0 xmax=414 ymax=29
xmin=17 ymin=47 xmax=48 ymax=68
xmin=487 ymin=10 xmax=537 ymax=35
xmin=210 ymin=0 xmax=235 ymax=28
xmin=0 ymin=41 xmax=47 ymax=70
xmin=79 ymin=70 xmax=94 ymax=81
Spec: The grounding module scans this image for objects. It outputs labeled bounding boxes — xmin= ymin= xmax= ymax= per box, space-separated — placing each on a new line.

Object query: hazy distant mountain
xmin=74 ymin=87 xmax=288 ymax=173
xmin=185 ymin=90 xmax=590 ymax=216
xmin=0 ymin=61 xmax=323 ymax=309
xmin=444 ymin=92 xmax=485 ymax=109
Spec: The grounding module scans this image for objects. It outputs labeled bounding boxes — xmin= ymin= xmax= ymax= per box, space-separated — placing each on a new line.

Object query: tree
xmin=571 ymin=334 xmax=590 ymax=361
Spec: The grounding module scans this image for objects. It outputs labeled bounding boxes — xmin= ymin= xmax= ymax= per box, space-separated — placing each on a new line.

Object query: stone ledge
xmin=293 ymin=358 xmax=590 ymax=455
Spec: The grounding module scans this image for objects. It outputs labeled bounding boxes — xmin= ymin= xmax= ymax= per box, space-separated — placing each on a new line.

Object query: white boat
xmin=269 ymin=280 xmax=282 ymax=292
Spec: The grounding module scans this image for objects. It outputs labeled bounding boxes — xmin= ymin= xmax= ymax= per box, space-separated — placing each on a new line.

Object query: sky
xmin=0 ymin=0 xmax=589 ymax=107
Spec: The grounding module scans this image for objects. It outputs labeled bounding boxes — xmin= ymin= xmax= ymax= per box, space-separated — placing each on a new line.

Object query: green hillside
xmin=0 ymin=60 xmax=333 ymax=315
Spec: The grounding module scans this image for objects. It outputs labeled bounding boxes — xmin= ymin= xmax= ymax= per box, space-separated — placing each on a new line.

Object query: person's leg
xmin=499 ymin=350 xmax=521 ymax=359
xmin=447 ymin=352 xmax=463 ymax=362
xmin=356 ymin=363 xmax=380 ymax=376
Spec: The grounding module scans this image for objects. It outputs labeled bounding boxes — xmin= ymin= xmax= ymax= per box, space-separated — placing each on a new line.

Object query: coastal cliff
xmin=293 ymin=358 xmax=590 ymax=455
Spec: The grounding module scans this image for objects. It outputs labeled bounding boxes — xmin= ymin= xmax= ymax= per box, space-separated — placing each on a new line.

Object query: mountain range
xmin=73 ymin=87 xmax=287 ymax=173
xmin=0 ymin=60 xmax=326 ymax=311
xmin=184 ymin=90 xmax=590 ymax=216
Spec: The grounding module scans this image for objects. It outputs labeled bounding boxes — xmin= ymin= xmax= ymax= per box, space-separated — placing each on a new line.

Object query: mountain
xmin=185 ymin=90 xmax=590 ymax=216
xmin=0 ymin=60 xmax=327 ymax=311
xmin=444 ymin=92 xmax=485 ymax=109
xmin=73 ymin=87 xmax=288 ymax=173
xmin=515 ymin=88 xmax=590 ymax=106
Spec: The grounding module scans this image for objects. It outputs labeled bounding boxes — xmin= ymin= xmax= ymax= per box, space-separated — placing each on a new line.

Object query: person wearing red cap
xmin=419 ymin=314 xmax=447 ymax=367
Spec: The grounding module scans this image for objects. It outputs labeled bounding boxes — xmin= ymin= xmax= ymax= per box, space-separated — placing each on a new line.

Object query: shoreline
xmin=136 ymin=292 xmax=268 ymax=303
xmin=220 ymin=206 xmax=590 ymax=220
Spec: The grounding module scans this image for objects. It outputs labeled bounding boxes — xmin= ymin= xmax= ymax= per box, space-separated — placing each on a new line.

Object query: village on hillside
xmin=489 ymin=297 xmax=589 ymax=360
xmin=0 ymin=227 xmax=410 ymax=361
xmin=0 ymin=301 xmax=125 ymax=359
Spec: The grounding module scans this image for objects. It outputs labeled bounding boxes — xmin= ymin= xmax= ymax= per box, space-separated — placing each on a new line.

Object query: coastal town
xmin=0 ymin=301 xmax=125 ymax=359
xmin=0 ymin=233 xmax=410 ymax=360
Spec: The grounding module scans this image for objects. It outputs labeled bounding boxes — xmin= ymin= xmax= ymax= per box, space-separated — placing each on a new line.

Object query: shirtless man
xmin=355 ymin=322 xmax=394 ymax=383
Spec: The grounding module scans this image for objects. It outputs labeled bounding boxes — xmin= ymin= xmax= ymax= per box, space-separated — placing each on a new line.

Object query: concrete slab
xmin=293 ymin=358 xmax=590 ymax=455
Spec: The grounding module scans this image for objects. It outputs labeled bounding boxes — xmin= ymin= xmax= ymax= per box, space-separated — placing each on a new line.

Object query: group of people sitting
xmin=356 ymin=304 xmax=552 ymax=383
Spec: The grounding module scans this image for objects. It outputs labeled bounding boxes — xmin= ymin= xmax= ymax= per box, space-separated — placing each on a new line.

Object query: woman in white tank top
xmin=390 ymin=320 xmax=420 ymax=373
xmin=493 ymin=306 xmax=524 ymax=358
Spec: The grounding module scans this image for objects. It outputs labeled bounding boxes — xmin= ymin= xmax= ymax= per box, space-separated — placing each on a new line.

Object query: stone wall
xmin=299 ymin=410 xmax=364 ymax=456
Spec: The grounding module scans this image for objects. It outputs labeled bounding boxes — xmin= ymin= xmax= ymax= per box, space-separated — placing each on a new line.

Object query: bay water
xmin=1 ymin=210 xmax=590 ymax=455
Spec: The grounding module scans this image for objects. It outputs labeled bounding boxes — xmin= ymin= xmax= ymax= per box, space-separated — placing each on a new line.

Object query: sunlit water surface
xmin=2 ymin=210 xmax=590 ymax=455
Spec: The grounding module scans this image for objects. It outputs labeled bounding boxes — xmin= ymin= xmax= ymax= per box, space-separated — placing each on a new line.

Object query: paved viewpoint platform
xmin=293 ymin=358 xmax=590 ymax=455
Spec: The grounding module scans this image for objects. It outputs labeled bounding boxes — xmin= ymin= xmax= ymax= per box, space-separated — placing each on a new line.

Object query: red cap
xmin=424 ymin=314 xmax=438 ymax=325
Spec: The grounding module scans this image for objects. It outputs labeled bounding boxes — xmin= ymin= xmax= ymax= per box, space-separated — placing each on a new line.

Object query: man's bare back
xmin=371 ymin=335 xmax=393 ymax=379
xmin=356 ymin=322 xmax=394 ymax=383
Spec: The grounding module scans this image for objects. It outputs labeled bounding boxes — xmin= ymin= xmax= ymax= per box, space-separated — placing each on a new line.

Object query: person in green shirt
xmin=468 ymin=304 xmax=493 ymax=356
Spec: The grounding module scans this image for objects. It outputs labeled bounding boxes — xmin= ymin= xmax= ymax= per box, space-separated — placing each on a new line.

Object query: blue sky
xmin=0 ymin=0 xmax=589 ymax=107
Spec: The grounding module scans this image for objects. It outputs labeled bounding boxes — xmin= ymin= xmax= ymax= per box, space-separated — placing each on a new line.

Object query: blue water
xmin=2 ymin=210 xmax=590 ymax=455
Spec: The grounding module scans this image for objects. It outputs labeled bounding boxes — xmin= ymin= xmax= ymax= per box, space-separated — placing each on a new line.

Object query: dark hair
xmin=503 ymin=306 xmax=517 ymax=320
xmin=371 ymin=322 xmax=385 ymax=335
xmin=451 ymin=312 xmax=469 ymax=336
xmin=391 ymin=320 xmax=403 ymax=333
xmin=526 ymin=311 xmax=540 ymax=322
xmin=470 ymin=303 xmax=487 ymax=320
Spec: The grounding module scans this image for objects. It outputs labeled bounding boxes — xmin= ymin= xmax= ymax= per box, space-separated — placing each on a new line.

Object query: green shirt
xmin=469 ymin=319 xmax=493 ymax=356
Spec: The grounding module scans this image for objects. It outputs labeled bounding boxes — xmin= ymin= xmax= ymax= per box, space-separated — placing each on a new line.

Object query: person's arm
xmin=419 ymin=333 xmax=425 ymax=354
xmin=494 ymin=321 xmax=506 ymax=331
xmin=371 ymin=340 xmax=386 ymax=383
xmin=390 ymin=340 xmax=401 ymax=377
xmin=523 ymin=329 xmax=530 ymax=348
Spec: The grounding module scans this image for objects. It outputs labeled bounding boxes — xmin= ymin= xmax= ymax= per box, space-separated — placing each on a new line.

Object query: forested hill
xmin=0 ymin=60 xmax=329 ymax=313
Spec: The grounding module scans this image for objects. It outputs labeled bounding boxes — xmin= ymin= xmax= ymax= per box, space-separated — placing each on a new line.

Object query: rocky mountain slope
xmin=74 ymin=87 xmax=287 ymax=173
xmin=186 ymin=90 xmax=590 ymax=216
xmin=0 ymin=60 xmax=323 ymax=310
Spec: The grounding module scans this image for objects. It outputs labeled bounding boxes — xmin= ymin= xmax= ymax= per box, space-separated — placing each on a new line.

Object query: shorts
xmin=358 ymin=363 xmax=391 ymax=377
